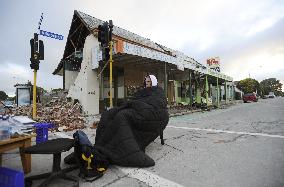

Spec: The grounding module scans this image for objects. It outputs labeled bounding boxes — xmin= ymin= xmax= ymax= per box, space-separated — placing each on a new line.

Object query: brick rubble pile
xmin=11 ymin=98 xmax=86 ymax=132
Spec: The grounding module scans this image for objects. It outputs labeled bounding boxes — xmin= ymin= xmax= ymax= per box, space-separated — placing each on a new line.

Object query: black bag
xmin=73 ymin=130 xmax=109 ymax=182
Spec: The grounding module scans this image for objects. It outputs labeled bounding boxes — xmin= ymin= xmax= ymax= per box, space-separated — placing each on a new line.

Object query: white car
xmin=268 ymin=94 xmax=276 ymax=98
xmin=3 ymin=100 xmax=14 ymax=108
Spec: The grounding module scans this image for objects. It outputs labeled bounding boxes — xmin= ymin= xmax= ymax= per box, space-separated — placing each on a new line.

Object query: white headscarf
xmin=149 ymin=75 xmax=158 ymax=86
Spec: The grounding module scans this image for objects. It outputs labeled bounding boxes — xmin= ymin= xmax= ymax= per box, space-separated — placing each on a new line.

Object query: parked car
xmin=268 ymin=94 xmax=276 ymax=98
xmin=243 ymin=93 xmax=258 ymax=103
xmin=262 ymin=95 xmax=269 ymax=99
xmin=3 ymin=100 xmax=15 ymax=108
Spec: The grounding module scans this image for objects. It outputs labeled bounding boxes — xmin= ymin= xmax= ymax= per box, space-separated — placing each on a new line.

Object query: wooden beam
xmin=69 ymin=38 xmax=76 ymax=49
xmin=69 ymin=23 xmax=83 ymax=39
xmin=90 ymin=29 xmax=175 ymax=56
xmin=76 ymin=24 xmax=84 ymax=48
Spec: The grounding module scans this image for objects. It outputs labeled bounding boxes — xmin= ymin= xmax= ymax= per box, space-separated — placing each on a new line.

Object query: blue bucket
xmin=0 ymin=167 xmax=24 ymax=187
xmin=34 ymin=123 xmax=54 ymax=144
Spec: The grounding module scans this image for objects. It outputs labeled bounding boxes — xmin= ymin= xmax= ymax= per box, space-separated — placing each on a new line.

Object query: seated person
xmin=67 ymin=75 xmax=169 ymax=169
xmin=94 ymin=75 xmax=169 ymax=167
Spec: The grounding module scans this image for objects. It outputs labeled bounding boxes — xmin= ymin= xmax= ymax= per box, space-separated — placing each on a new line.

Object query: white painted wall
xmin=65 ymin=71 xmax=79 ymax=90
xmin=67 ymin=34 xmax=100 ymax=115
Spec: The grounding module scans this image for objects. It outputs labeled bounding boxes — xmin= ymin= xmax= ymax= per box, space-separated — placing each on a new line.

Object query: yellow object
xmin=32 ymin=70 xmax=37 ymax=119
xmin=82 ymin=153 xmax=93 ymax=170
xmin=97 ymin=167 xmax=106 ymax=172
xmin=109 ymin=40 xmax=113 ymax=108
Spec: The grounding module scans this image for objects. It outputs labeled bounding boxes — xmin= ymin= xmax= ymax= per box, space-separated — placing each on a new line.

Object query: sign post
xmin=109 ymin=40 xmax=113 ymax=108
xmin=109 ymin=20 xmax=113 ymax=108
xmin=32 ymin=70 xmax=37 ymax=119
xmin=30 ymin=33 xmax=44 ymax=119
xmin=97 ymin=20 xmax=113 ymax=108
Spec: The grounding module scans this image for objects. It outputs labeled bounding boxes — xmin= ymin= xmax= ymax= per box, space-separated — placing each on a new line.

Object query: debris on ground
xmin=90 ymin=121 xmax=98 ymax=129
xmin=11 ymin=97 xmax=86 ymax=132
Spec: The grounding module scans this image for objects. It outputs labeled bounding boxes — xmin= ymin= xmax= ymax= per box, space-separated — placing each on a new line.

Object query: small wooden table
xmin=0 ymin=135 xmax=34 ymax=174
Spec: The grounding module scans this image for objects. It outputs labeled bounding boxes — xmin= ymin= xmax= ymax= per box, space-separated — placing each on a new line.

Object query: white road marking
xmin=119 ymin=167 xmax=184 ymax=187
xmin=55 ymin=132 xmax=183 ymax=186
xmin=167 ymin=125 xmax=284 ymax=139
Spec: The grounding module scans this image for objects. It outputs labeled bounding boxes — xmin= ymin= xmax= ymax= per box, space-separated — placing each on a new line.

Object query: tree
xmin=7 ymin=96 xmax=16 ymax=102
xmin=0 ymin=91 xmax=8 ymax=101
xmin=51 ymin=88 xmax=64 ymax=93
xmin=27 ymin=80 xmax=48 ymax=102
xmin=237 ymin=78 xmax=260 ymax=94
xmin=260 ymin=78 xmax=283 ymax=96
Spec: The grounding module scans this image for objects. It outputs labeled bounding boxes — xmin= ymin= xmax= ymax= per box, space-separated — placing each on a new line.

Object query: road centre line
xmin=55 ymin=132 xmax=184 ymax=187
xmin=167 ymin=126 xmax=284 ymax=139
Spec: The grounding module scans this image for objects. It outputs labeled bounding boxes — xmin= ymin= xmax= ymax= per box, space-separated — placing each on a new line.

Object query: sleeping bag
xmin=94 ymin=86 xmax=169 ymax=167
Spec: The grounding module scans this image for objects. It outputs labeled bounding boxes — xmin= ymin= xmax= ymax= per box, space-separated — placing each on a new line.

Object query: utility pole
xmin=30 ymin=33 xmax=44 ymax=119
xmin=109 ymin=40 xmax=113 ymax=108
xmin=97 ymin=20 xmax=113 ymax=108
xmin=109 ymin=20 xmax=113 ymax=108
xmin=205 ymin=75 xmax=209 ymax=107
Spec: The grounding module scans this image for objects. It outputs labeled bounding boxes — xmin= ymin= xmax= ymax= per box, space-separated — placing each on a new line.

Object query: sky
xmin=1 ymin=0 xmax=284 ymax=96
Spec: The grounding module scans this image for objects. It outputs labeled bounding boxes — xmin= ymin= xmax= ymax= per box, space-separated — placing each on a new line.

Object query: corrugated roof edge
xmin=76 ymin=10 xmax=177 ymax=54
xmin=53 ymin=10 xmax=233 ymax=81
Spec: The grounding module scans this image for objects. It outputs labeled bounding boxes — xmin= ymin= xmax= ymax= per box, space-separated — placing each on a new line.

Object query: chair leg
xmin=62 ymin=173 xmax=78 ymax=182
xmin=62 ymin=174 xmax=79 ymax=187
xmin=62 ymin=165 xmax=79 ymax=173
xmin=160 ymin=131 xmax=165 ymax=145
xmin=38 ymin=173 xmax=58 ymax=187
xmin=25 ymin=172 xmax=51 ymax=181
xmin=36 ymin=169 xmax=78 ymax=187
xmin=25 ymin=153 xmax=78 ymax=187
xmin=52 ymin=153 xmax=62 ymax=172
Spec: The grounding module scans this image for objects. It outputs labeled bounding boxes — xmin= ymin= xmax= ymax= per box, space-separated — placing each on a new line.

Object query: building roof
xmin=53 ymin=10 xmax=233 ymax=81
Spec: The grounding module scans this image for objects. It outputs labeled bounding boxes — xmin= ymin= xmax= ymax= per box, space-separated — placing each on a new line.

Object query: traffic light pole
xmin=97 ymin=20 xmax=113 ymax=108
xmin=109 ymin=41 xmax=113 ymax=108
xmin=33 ymin=70 xmax=37 ymax=119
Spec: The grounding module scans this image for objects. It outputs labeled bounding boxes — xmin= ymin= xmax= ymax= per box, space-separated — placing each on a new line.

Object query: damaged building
xmin=53 ymin=10 xmax=234 ymax=115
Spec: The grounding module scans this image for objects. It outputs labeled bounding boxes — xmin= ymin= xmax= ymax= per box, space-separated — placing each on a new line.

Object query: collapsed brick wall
xmin=11 ymin=97 xmax=86 ymax=132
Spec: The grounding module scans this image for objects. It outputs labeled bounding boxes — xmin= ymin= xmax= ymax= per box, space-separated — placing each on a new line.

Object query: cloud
xmin=180 ymin=16 xmax=284 ymax=83
xmin=1 ymin=0 xmax=284 ymax=95
xmin=222 ymin=18 xmax=284 ymax=81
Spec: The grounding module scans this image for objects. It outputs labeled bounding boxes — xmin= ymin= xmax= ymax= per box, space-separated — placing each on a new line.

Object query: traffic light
xmin=33 ymin=33 xmax=39 ymax=55
xmin=102 ymin=47 xmax=110 ymax=61
xmin=98 ymin=22 xmax=109 ymax=47
xmin=30 ymin=33 xmax=44 ymax=70
xmin=30 ymin=60 xmax=39 ymax=70
xmin=108 ymin=20 xmax=113 ymax=42
xmin=39 ymin=40 xmax=44 ymax=60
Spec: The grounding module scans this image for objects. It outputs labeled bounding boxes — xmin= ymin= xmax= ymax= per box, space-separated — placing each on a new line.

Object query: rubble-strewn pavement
xmin=2 ymin=98 xmax=284 ymax=187
xmin=11 ymin=97 xmax=86 ymax=131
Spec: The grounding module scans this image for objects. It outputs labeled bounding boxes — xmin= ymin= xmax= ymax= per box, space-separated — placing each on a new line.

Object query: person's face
xmin=145 ymin=77 xmax=152 ymax=88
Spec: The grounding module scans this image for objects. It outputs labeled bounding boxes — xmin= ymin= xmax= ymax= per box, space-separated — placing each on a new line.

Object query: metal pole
xmin=189 ymin=70 xmax=192 ymax=105
xmin=109 ymin=41 xmax=113 ymax=108
xmin=32 ymin=70 xmax=37 ymax=119
xmin=225 ymin=81 xmax=227 ymax=104
xmin=217 ymin=77 xmax=219 ymax=108
xmin=164 ymin=63 xmax=167 ymax=98
xmin=205 ymin=75 xmax=209 ymax=107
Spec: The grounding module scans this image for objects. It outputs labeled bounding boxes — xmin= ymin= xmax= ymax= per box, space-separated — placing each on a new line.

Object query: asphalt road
xmin=4 ymin=98 xmax=284 ymax=187
xmin=96 ymin=97 xmax=284 ymax=187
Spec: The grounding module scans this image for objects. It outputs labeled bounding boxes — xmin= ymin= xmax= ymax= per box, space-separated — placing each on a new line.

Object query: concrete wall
xmin=67 ymin=34 xmax=100 ymax=115
xmin=65 ymin=71 xmax=79 ymax=90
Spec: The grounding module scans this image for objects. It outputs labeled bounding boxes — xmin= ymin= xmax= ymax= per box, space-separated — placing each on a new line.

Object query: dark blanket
xmin=94 ymin=86 xmax=169 ymax=167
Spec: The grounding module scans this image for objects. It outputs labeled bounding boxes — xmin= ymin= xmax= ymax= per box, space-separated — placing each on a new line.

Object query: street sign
xmin=39 ymin=30 xmax=64 ymax=40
